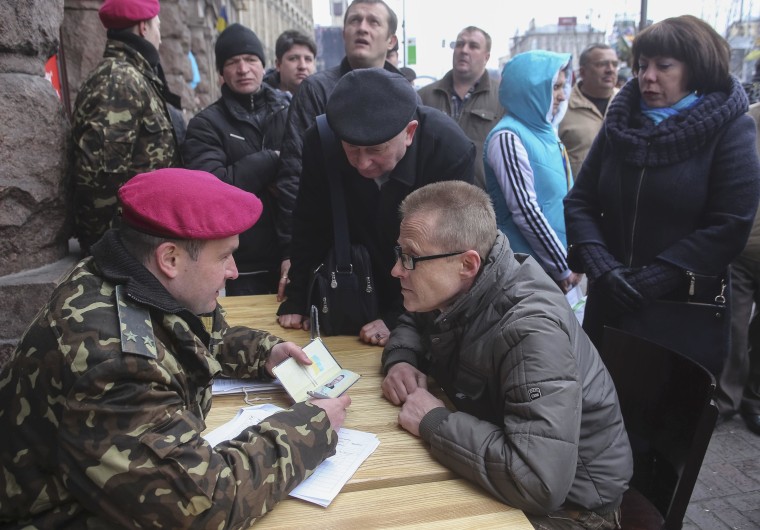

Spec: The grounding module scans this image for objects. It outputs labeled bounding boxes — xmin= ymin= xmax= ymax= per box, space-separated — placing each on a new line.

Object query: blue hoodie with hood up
xmin=484 ymin=50 xmax=573 ymax=280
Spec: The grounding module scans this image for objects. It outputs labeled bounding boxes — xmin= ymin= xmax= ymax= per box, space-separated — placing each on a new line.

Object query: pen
xmin=307 ymin=390 xmax=331 ymax=399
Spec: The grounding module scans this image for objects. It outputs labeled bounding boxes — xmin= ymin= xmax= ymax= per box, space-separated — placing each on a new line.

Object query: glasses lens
xmin=394 ymin=246 xmax=414 ymax=270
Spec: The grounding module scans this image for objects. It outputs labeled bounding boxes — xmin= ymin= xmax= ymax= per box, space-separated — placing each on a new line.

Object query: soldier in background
xmin=0 ymin=168 xmax=349 ymax=527
xmin=71 ymin=0 xmax=181 ymax=256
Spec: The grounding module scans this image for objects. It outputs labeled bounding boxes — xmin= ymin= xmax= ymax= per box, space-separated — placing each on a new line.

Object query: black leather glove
xmin=598 ymin=267 xmax=645 ymax=313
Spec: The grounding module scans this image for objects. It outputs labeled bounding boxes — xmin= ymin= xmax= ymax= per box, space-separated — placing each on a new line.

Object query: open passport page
xmin=272 ymin=338 xmax=360 ymax=402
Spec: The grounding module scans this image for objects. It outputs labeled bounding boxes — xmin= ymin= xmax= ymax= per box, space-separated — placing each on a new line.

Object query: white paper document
xmin=565 ymin=285 xmax=586 ymax=325
xmin=290 ymin=428 xmax=380 ymax=507
xmin=203 ymin=403 xmax=283 ymax=447
xmin=203 ymin=404 xmax=379 ymax=507
xmin=211 ymin=378 xmax=282 ymax=395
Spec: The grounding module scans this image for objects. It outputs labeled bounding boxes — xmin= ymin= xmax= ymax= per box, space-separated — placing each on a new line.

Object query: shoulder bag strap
xmin=316 ymin=114 xmax=352 ymax=272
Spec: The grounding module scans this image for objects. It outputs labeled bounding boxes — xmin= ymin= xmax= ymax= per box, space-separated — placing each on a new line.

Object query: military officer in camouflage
xmin=0 ymin=168 xmax=350 ymax=528
xmin=71 ymin=0 xmax=181 ymax=255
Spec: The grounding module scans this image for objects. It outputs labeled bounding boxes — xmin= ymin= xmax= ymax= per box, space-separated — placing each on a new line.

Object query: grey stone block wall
xmin=0 ymin=0 xmax=70 ymax=367
xmin=0 ymin=0 xmax=70 ymax=277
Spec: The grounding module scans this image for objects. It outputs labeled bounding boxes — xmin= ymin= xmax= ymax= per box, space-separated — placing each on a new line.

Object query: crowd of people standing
xmin=2 ymin=0 xmax=760 ymax=528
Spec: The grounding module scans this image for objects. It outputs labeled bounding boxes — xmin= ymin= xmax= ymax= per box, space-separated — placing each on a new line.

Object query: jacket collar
xmin=340 ymin=56 xmax=403 ymax=76
xmin=92 ymin=230 xmax=195 ymax=317
xmin=435 ymin=232 xmax=514 ymax=328
xmin=431 ymin=69 xmax=494 ymax=98
xmin=568 ymin=83 xmax=618 ymax=114
xmin=107 ymin=29 xmax=159 ymax=67
xmin=103 ymin=38 xmax=159 ymax=81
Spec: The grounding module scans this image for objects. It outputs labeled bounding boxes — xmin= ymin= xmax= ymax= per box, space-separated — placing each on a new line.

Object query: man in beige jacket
xmin=418 ymin=26 xmax=503 ymax=189
xmin=559 ymin=44 xmax=619 ymax=179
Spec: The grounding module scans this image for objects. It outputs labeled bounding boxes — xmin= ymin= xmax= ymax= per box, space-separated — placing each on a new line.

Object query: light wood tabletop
xmin=210 ymin=294 xmax=533 ymax=529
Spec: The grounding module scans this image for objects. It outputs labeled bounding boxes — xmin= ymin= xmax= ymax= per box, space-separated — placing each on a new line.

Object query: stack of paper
xmin=290 ymin=428 xmax=379 ymax=506
xmin=203 ymin=404 xmax=379 ymax=507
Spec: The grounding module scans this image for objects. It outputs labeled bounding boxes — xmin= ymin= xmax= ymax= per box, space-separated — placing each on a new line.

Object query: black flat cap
xmin=326 ymin=68 xmax=418 ymax=146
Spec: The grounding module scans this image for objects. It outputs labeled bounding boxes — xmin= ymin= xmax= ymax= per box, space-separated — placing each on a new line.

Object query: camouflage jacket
xmin=71 ymin=39 xmax=181 ymax=254
xmin=0 ymin=230 xmax=337 ymax=529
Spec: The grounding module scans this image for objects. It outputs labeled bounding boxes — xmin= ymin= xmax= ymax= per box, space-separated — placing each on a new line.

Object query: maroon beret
xmin=118 ymin=168 xmax=263 ymax=240
xmin=99 ymin=0 xmax=160 ymax=30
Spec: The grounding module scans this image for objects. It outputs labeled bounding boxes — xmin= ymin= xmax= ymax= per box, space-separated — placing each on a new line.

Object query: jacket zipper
xmin=627 ymin=167 xmax=646 ymax=266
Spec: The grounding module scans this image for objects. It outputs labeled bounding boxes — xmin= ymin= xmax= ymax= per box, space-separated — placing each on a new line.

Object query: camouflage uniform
xmin=0 ymin=230 xmax=337 ymax=528
xmin=72 ymin=39 xmax=180 ymax=254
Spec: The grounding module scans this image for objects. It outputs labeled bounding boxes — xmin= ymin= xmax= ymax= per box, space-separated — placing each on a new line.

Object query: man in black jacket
xmin=182 ymin=23 xmax=290 ymax=295
xmin=275 ymin=0 xmax=402 ymax=300
xmin=277 ymin=68 xmax=475 ymax=346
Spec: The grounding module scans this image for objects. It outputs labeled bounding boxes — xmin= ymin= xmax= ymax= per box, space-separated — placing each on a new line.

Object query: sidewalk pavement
xmin=683 ymin=416 xmax=760 ymax=529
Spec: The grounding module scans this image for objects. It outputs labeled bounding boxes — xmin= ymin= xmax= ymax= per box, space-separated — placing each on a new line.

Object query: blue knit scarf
xmin=640 ymin=92 xmax=702 ymax=125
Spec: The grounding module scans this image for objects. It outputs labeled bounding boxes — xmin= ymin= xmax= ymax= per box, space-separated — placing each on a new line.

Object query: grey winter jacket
xmin=382 ymin=232 xmax=632 ymax=514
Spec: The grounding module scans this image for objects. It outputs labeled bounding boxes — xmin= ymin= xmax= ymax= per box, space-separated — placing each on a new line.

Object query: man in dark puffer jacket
xmin=183 ymin=23 xmax=290 ymax=295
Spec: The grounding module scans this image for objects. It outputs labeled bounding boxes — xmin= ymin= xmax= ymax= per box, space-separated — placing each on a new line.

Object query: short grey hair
xmin=579 ymin=43 xmax=614 ymax=67
xmin=399 ymin=181 xmax=497 ymax=259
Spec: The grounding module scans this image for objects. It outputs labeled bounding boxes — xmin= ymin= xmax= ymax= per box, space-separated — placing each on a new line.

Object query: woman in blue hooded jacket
xmin=484 ymin=50 xmax=582 ymax=292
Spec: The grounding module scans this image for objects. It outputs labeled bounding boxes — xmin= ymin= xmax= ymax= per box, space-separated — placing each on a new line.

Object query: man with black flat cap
xmin=274 ymin=0 xmax=402 ymax=301
xmin=277 ymin=67 xmax=475 ymax=345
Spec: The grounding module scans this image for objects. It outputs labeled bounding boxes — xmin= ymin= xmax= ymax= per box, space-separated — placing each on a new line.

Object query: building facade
xmin=510 ymin=18 xmax=607 ymax=72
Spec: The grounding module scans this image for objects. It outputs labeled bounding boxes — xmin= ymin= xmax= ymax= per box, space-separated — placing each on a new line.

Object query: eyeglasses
xmin=394 ymin=245 xmax=466 ymax=271
xmin=590 ymin=60 xmax=619 ymax=69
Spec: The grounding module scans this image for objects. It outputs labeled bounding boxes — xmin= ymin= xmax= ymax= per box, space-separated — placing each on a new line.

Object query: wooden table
xmin=210 ymin=294 xmax=533 ymax=529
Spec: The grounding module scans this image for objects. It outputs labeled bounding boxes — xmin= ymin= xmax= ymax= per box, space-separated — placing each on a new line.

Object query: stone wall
xmin=0 ymin=0 xmax=71 ymax=365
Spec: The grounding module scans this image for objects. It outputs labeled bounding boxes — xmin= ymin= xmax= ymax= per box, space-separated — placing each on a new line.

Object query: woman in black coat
xmin=564 ymin=15 xmax=760 ymax=373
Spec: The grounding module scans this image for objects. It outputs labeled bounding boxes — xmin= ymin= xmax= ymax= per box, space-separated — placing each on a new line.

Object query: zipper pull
xmin=716 ymin=279 xmax=726 ymax=305
xmin=365 ymin=276 xmax=373 ymax=293
xmin=686 ymin=271 xmax=695 ymax=297
xmin=321 ymin=297 xmax=329 ymax=313
xmin=330 ymin=272 xmax=337 ymax=289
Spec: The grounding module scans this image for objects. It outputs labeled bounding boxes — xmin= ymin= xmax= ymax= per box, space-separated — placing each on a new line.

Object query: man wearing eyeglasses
xmin=381 ymin=180 xmax=632 ymax=528
xmin=277 ymin=68 xmax=475 ymax=346
xmin=559 ymin=44 xmax=620 ymax=179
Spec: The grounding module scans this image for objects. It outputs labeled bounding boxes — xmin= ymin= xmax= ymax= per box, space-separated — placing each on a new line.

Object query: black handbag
xmin=306 ymin=115 xmax=379 ymax=336
xmin=617 ymin=271 xmax=729 ymax=376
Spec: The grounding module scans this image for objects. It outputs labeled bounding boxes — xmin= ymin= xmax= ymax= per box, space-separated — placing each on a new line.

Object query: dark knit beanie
xmin=326 ymin=68 xmax=418 ymax=146
xmin=215 ymin=23 xmax=265 ymax=72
